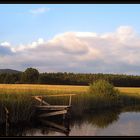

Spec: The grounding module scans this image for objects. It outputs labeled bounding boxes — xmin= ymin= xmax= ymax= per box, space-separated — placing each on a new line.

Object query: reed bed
xmin=0 ymin=94 xmax=35 ymax=123
xmin=0 ymin=84 xmax=140 ymax=123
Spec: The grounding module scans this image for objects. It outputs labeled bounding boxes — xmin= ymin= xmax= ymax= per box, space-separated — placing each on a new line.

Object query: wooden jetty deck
xmin=32 ymin=94 xmax=75 ymax=118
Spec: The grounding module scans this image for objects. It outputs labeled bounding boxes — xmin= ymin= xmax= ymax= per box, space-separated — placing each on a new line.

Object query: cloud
xmin=0 ymin=42 xmax=11 ymax=47
xmin=1 ymin=26 xmax=140 ymax=74
xmin=29 ymin=7 xmax=50 ymax=15
xmin=0 ymin=42 xmax=13 ymax=55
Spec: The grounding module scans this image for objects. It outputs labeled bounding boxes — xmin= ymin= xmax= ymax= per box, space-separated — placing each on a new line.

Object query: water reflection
xmin=96 ymin=112 xmax=140 ymax=136
xmin=70 ymin=108 xmax=120 ymax=128
xmin=0 ymin=106 xmax=140 ymax=136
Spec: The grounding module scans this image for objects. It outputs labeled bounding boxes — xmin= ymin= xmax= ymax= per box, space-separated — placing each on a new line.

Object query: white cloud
xmin=75 ymin=32 xmax=98 ymax=38
xmin=1 ymin=26 xmax=140 ymax=74
xmin=0 ymin=41 xmax=11 ymax=47
xmin=30 ymin=7 xmax=50 ymax=15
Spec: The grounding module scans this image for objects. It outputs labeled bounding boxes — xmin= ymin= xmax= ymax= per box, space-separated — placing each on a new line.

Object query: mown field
xmin=0 ymin=84 xmax=140 ymax=97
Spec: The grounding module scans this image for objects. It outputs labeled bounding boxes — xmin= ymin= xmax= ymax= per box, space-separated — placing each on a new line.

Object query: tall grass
xmin=0 ymin=82 xmax=140 ymax=124
xmin=0 ymin=94 xmax=35 ymax=123
xmin=0 ymin=91 xmax=140 ymax=124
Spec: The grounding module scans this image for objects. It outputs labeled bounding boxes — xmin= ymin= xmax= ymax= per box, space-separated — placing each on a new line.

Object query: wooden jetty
xmin=32 ymin=94 xmax=75 ymax=135
xmin=32 ymin=94 xmax=75 ymax=118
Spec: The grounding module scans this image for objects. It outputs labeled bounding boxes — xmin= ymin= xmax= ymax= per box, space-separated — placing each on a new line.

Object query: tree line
xmin=0 ymin=67 xmax=140 ymax=87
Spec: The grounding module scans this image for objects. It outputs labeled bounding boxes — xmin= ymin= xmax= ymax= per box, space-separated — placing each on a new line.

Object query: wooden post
xmin=69 ymin=95 xmax=71 ymax=106
xmin=63 ymin=114 xmax=66 ymax=120
xmin=5 ymin=107 xmax=10 ymax=136
xmin=40 ymin=96 xmax=43 ymax=106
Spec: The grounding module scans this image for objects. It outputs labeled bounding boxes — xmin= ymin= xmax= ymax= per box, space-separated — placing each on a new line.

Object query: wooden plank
xmin=32 ymin=94 xmax=76 ymax=98
xmin=38 ymin=110 xmax=67 ymax=117
xmin=40 ymin=119 xmax=69 ymax=133
xmin=33 ymin=96 xmax=50 ymax=106
xmin=37 ymin=108 xmax=65 ymax=111
xmin=36 ymin=106 xmax=69 ymax=111
xmin=46 ymin=94 xmax=76 ymax=97
xmin=36 ymin=105 xmax=70 ymax=108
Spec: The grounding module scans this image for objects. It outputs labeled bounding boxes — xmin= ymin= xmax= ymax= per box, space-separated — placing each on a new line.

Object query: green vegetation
xmin=21 ymin=68 xmax=39 ymax=84
xmin=89 ymin=79 xmax=119 ymax=96
xmin=88 ymin=80 xmax=120 ymax=108
xmin=0 ymin=67 xmax=140 ymax=87
xmin=0 ymin=94 xmax=35 ymax=123
xmin=0 ymin=68 xmax=140 ymax=136
xmin=0 ymin=68 xmax=140 ymax=124
xmin=0 ymin=81 xmax=140 ymax=124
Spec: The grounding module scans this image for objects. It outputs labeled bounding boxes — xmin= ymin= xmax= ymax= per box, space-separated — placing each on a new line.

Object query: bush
xmin=89 ymin=79 xmax=119 ymax=97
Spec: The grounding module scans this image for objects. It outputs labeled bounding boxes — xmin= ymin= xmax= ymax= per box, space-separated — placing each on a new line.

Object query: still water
xmin=7 ymin=110 xmax=139 ymax=136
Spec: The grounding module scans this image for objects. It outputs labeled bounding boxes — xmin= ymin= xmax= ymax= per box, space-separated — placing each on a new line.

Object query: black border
xmin=0 ymin=0 xmax=140 ymax=139
xmin=0 ymin=0 xmax=140 ymax=4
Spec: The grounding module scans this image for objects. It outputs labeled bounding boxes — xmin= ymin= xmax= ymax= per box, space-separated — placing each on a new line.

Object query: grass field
xmin=0 ymin=84 xmax=88 ymax=95
xmin=0 ymin=84 xmax=140 ymax=96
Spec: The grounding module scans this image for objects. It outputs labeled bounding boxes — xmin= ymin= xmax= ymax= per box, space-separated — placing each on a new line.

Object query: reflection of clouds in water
xmin=25 ymin=128 xmax=65 ymax=136
xmin=69 ymin=122 xmax=100 ymax=136
xmin=96 ymin=112 xmax=140 ymax=136
xmin=24 ymin=129 xmax=44 ymax=136
xmin=119 ymin=112 xmax=140 ymax=123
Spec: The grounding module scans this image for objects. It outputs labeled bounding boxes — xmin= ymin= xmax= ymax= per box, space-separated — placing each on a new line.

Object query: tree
xmin=4 ymin=74 xmax=14 ymax=84
xmin=21 ymin=68 xmax=39 ymax=84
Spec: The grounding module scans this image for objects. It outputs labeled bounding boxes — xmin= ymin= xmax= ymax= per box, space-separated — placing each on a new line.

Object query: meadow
xmin=0 ymin=84 xmax=87 ymax=95
xmin=0 ymin=84 xmax=140 ymax=95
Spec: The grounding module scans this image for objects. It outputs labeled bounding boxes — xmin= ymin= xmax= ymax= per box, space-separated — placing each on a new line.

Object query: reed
xmin=0 ymin=94 xmax=35 ymax=123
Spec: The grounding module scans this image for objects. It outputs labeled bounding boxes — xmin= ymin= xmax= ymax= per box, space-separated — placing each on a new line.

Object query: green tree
xmin=21 ymin=68 xmax=39 ymax=84
xmin=4 ymin=74 xmax=14 ymax=84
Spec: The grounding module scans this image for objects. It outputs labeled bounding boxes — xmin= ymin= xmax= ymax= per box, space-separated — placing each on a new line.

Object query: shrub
xmin=89 ymin=79 xmax=119 ymax=98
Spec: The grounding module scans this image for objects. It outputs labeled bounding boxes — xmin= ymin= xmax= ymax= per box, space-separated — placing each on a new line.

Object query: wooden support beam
xmin=34 ymin=96 xmax=50 ymax=106
xmin=38 ymin=110 xmax=67 ymax=118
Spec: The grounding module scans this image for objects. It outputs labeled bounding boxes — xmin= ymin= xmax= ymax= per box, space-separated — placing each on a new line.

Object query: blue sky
xmin=0 ymin=4 xmax=140 ymax=45
xmin=1 ymin=4 xmax=140 ymax=74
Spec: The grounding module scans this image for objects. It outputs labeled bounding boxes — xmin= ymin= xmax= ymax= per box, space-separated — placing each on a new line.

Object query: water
xmin=2 ymin=110 xmax=140 ymax=136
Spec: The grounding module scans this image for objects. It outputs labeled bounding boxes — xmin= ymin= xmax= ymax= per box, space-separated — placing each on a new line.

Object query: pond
xmin=1 ymin=109 xmax=140 ymax=136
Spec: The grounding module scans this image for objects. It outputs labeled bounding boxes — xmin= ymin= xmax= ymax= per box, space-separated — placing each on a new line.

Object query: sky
xmin=1 ymin=4 xmax=140 ymax=74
